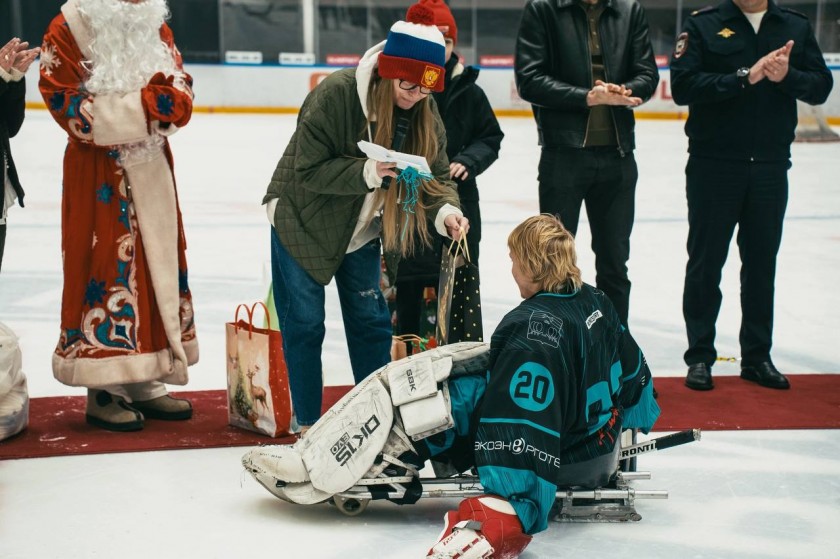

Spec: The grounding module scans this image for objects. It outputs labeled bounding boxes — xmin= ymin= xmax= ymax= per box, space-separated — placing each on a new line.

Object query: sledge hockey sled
xmin=242 ymin=342 xmax=700 ymax=524
xmin=329 ymin=428 xmax=700 ymax=522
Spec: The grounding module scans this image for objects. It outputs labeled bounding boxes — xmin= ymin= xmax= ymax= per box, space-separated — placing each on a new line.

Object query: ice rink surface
xmin=1 ymin=113 xmax=839 ymax=558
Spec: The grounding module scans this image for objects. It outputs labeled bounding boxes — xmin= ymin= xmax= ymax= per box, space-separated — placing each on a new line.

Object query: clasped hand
xmin=586 ymin=80 xmax=642 ymax=107
xmin=0 ymin=38 xmax=40 ymax=74
xmin=141 ymin=71 xmax=192 ymax=127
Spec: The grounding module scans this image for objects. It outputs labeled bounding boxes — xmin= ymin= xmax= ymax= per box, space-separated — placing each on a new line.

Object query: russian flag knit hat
xmin=378 ymin=4 xmax=446 ymax=92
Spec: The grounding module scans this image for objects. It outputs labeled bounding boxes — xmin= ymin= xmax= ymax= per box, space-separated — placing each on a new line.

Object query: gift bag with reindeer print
xmin=225 ymin=302 xmax=292 ymax=437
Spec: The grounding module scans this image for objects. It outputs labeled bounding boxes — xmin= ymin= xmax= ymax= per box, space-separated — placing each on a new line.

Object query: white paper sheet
xmin=357 ymin=140 xmax=432 ymax=174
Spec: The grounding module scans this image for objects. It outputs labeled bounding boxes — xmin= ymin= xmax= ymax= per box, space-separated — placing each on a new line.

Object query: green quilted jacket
xmin=263 ymin=60 xmax=459 ymax=285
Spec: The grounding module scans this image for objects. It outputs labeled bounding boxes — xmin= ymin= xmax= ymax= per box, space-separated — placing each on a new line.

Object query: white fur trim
xmin=90 ymin=91 xmax=150 ymax=147
xmin=389 ymin=20 xmax=446 ymax=47
xmin=52 ymin=342 xmax=195 ymax=387
xmin=0 ymin=67 xmax=24 ymax=83
xmin=62 ymin=0 xmax=94 ymax=59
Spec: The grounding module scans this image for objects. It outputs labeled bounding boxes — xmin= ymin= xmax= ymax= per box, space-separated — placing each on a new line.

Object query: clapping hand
xmin=0 ymin=38 xmax=40 ymax=74
xmin=749 ymin=40 xmax=794 ymax=85
xmin=764 ymin=40 xmax=793 ymax=83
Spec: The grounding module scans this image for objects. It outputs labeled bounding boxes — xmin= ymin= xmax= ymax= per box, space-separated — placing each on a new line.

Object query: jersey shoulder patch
xmin=690 ymin=6 xmax=717 ymax=17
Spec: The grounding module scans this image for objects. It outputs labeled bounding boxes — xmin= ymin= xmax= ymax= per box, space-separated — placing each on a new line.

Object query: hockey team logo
xmin=585 ymin=310 xmax=603 ymax=330
xmin=527 ymin=311 xmax=563 ymax=348
xmin=512 ymin=438 xmax=526 ymax=455
xmin=331 ymin=415 xmax=381 ymax=466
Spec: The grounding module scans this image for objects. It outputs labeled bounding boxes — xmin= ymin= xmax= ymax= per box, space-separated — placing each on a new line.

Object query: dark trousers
xmin=538 ymin=146 xmax=637 ymax=325
xmin=0 ymin=223 xmax=5 ymax=273
xmin=682 ymin=156 xmax=789 ymax=367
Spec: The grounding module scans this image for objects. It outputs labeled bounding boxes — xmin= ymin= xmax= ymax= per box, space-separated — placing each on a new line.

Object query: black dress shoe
xmin=685 ymin=363 xmax=713 ymax=391
xmin=740 ymin=361 xmax=790 ymax=390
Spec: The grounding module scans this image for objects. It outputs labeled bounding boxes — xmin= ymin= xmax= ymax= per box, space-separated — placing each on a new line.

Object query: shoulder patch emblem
xmin=717 ymin=27 xmax=735 ymax=38
xmin=674 ymin=32 xmax=689 ymax=59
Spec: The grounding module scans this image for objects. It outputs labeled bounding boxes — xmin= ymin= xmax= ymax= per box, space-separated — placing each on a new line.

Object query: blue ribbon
xmin=397 ymin=166 xmax=433 ymax=240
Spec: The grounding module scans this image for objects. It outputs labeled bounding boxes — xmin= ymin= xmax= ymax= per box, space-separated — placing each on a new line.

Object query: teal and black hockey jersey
xmin=474 ymin=284 xmax=659 ymax=534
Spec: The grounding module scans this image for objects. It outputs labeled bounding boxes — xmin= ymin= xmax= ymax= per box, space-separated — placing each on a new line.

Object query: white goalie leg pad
xmin=241 ymin=442 xmax=336 ymax=505
xmin=299 ymin=375 xmax=394 ymax=495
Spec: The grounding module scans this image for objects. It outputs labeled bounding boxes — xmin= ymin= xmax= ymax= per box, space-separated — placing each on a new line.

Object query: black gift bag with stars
xmin=435 ymin=236 xmax=483 ymax=345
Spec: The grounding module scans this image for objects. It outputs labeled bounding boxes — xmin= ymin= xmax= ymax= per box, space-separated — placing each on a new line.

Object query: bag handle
xmin=249 ymin=301 xmax=272 ymax=331
xmin=234 ymin=302 xmax=273 ymax=340
xmin=393 ymin=334 xmax=428 ymax=352
xmin=234 ymin=304 xmax=254 ymax=337
xmin=446 ymin=230 xmax=471 ymax=263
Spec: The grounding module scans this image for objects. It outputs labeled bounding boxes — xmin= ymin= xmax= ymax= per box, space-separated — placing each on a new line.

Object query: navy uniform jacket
xmin=670 ymin=0 xmax=832 ymax=162
xmin=473 ymin=285 xmax=659 ymax=534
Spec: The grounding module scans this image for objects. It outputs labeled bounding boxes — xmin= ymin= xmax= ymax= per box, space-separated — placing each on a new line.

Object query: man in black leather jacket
xmin=514 ymin=0 xmax=658 ymax=326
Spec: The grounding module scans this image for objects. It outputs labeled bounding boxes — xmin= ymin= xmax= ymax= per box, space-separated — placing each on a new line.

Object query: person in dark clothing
xmin=395 ymin=0 xmax=503 ymax=341
xmin=514 ymin=0 xmax=659 ymax=327
xmin=0 ymin=37 xmax=39 ymax=273
xmin=670 ymin=0 xmax=832 ymax=392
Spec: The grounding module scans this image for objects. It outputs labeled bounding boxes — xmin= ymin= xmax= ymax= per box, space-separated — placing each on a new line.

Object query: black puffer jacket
xmin=1 ymin=74 xmax=26 ymax=213
xmin=514 ymin=0 xmax=659 ymax=154
xmin=397 ymin=55 xmax=504 ymax=282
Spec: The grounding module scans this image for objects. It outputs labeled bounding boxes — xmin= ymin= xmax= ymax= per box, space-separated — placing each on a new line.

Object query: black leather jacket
xmin=515 ymin=0 xmax=659 ymax=154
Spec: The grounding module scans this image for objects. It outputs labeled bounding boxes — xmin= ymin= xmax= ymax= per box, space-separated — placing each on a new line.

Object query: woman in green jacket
xmin=263 ymin=5 xmax=468 ymax=432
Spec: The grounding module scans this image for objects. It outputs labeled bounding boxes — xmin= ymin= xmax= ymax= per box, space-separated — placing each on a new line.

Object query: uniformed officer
xmin=670 ymin=0 xmax=832 ymax=391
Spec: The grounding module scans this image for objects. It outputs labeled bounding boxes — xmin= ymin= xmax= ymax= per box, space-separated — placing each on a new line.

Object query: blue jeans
xmin=270 ymin=228 xmax=392 ymax=426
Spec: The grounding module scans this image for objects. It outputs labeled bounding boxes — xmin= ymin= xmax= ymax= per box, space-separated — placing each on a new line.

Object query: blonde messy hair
xmin=507 ymin=214 xmax=582 ymax=293
xmin=367 ymin=77 xmax=456 ymax=256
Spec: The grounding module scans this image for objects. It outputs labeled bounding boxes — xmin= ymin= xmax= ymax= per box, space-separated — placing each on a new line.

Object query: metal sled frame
xmin=330 ymin=429 xmax=700 ymax=521
xmin=331 ymin=470 xmax=665 ymax=522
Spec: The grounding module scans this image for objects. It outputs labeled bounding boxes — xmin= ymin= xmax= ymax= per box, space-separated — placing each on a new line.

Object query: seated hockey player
xmin=242 ymin=214 xmax=660 ymax=559
xmin=420 ymin=214 xmax=660 ymax=557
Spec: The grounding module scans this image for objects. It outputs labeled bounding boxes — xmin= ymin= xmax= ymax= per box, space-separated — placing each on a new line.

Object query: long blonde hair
xmin=367 ymin=77 xmax=455 ymax=256
xmin=508 ymin=214 xmax=583 ymax=293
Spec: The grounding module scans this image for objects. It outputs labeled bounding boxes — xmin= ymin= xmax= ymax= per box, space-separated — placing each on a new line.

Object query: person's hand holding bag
xmin=141 ymin=72 xmax=192 ymax=128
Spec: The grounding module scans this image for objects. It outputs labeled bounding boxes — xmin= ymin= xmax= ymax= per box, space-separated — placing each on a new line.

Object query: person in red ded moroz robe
xmin=39 ymin=0 xmax=198 ymax=431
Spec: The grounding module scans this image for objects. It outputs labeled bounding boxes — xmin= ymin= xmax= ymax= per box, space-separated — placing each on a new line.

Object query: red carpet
xmin=1 ymin=375 xmax=838 ymax=460
xmin=0 ymin=386 xmax=349 ymax=461
xmin=653 ymin=374 xmax=840 ymax=431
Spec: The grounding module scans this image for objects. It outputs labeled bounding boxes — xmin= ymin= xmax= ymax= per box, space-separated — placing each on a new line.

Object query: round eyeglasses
xmin=398 ymin=80 xmax=432 ymax=95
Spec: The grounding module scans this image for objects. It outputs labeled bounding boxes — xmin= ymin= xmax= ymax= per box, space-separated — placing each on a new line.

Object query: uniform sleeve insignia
xmin=717 ymin=27 xmax=736 ymax=38
xmin=674 ymin=32 xmax=689 ymax=59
